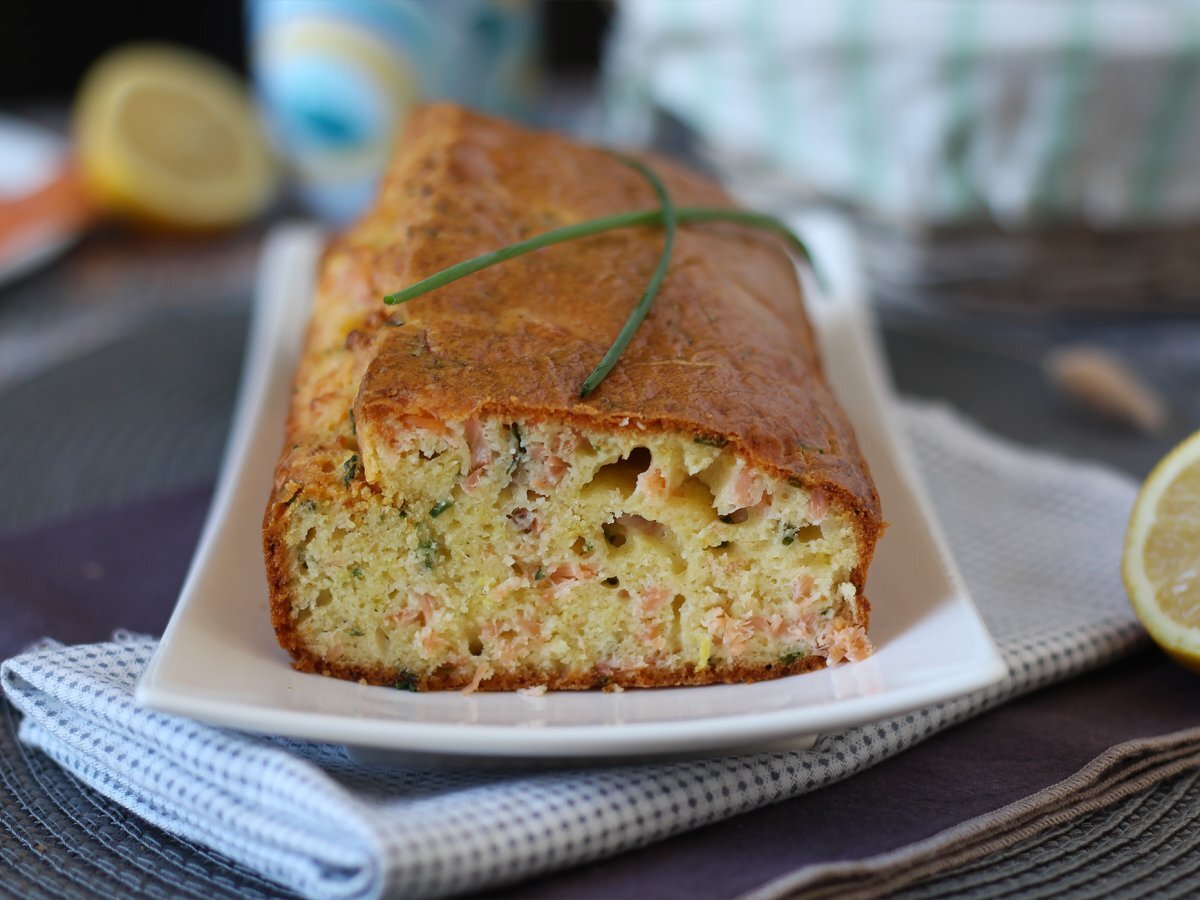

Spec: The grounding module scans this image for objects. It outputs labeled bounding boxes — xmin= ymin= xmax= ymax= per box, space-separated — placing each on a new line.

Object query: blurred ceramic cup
xmin=250 ymin=0 xmax=538 ymax=224
xmin=606 ymin=0 xmax=1200 ymax=313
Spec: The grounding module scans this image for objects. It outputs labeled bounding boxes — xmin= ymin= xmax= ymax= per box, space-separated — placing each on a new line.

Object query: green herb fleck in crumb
xmin=582 ymin=540 xmax=594 ymax=553
xmin=780 ymin=649 xmax=808 ymax=666
xmin=429 ymin=498 xmax=453 ymax=518
xmin=507 ymin=423 xmax=525 ymax=475
xmin=301 ymin=499 xmax=317 ymax=513
xmin=418 ymin=538 xmax=440 ymax=569
xmin=781 ymin=523 xmax=798 ymax=545
xmin=393 ymin=672 xmax=420 ymax=692
xmin=349 ymin=565 xmax=364 ymax=579
xmin=348 ymin=627 xmax=364 ymax=637
xmin=693 ymin=435 xmax=728 ymax=448
xmin=342 ymin=454 xmax=360 ymax=487
xmin=798 ymin=443 xmax=826 ymax=455
xmin=534 ymin=567 xmax=546 ymax=581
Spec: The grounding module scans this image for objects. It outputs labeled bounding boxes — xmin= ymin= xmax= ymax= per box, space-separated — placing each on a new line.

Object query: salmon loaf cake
xmin=263 ymin=104 xmax=883 ymax=691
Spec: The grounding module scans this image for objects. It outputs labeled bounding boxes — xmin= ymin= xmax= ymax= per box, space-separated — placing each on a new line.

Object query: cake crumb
xmin=518 ymin=685 xmax=548 ymax=697
xmin=460 ymin=661 xmax=494 ymax=695
xmin=601 ymin=683 xmax=625 ymax=693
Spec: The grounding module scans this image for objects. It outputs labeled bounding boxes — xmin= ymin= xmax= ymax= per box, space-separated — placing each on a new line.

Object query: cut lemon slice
xmin=1123 ymin=428 xmax=1200 ymax=671
xmin=75 ymin=44 xmax=277 ymax=229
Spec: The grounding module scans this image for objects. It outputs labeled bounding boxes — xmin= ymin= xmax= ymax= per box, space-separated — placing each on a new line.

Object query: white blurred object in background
xmin=250 ymin=0 xmax=539 ymax=224
xmin=606 ymin=0 xmax=1200 ymax=311
xmin=0 ymin=117 xmax=89 ymax=287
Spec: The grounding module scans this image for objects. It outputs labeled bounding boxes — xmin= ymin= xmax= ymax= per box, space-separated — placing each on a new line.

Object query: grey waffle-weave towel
xmin=1 ymin=404 xmax=1147 ymax=899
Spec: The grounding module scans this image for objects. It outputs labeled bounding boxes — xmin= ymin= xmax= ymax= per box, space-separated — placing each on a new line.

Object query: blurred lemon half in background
xmin=75 ymin=44 xmax=278 ymax=230
xmin=1124 ymin=428 xmax=1200 ymax=672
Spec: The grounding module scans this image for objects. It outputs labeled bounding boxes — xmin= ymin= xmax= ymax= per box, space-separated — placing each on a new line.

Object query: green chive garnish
xmin=382 ymin=160 xmax=823 ymax=395
xmin=429 ymin=498 xmax=453 ymax=518
xmin=382 ymin=207 xmax=817 ymax=307
xmin=578 ymin=154 xmax=676 ymax=397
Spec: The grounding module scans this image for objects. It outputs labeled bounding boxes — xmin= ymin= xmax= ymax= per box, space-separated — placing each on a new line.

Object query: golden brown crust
xmin=263 ymin=103 xmax=883 ymax=687
xmin=263 ymin=507 xmax=303 ymax=663
xmin=284 ymin=646 xmax=830 ymax=691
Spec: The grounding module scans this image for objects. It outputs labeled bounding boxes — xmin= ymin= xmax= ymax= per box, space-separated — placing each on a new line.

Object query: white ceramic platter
xmin=136 ymin=221 xmax=1007 ymax=762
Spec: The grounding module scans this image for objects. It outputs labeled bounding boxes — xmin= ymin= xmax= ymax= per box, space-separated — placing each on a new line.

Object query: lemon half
xmin=1123 ymin=428 xmax=1200 ymax=671
xmin=75 ymin=44 xmax=277 ymax=229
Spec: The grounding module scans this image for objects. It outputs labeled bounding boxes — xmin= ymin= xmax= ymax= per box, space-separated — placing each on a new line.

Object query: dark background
xmin=0 ymin=0 xmax=609 ymax=101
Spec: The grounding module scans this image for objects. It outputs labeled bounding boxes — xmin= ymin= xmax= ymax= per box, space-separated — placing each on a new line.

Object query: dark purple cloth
xmin=0 ymin=485 xmax=214 ymax=658
xmin=1 ymin=489 xmax=1196 ymax=899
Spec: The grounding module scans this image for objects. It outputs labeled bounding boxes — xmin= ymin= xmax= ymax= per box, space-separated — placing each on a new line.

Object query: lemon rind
xmin=1122 ymin=429 xmax=1200 ymax=663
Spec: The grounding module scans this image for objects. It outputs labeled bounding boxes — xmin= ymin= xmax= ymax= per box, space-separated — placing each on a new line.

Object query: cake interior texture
xmin=275 ymin=415 xmax=870 ymax=690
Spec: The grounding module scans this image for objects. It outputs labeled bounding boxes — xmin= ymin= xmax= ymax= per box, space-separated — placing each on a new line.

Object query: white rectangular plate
xmin=136 ymin=220 xmax=1006 ymax=762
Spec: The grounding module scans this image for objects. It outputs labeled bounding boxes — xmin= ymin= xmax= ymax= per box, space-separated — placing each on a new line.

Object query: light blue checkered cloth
xmin=2 ymin=405 xmax=1146 ymax=899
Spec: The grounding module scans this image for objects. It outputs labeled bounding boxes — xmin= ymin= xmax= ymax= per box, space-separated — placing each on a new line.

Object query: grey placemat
xmin=0 ymin=696 xmax=296 ymax=900
xmin=893 ymin=769 xmax=1200 ymax=900
xmin=4 ymin=649 xmax=1197 ymax=900
xmin=746 ymin=727 xmax=1200 ymax=900
xmin=0 ymin=308 xmax=246 ymax=532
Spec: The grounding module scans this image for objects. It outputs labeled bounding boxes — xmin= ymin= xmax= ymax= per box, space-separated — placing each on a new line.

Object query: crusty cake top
xmin=282 ymin=103 xmax=881 ymax=531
